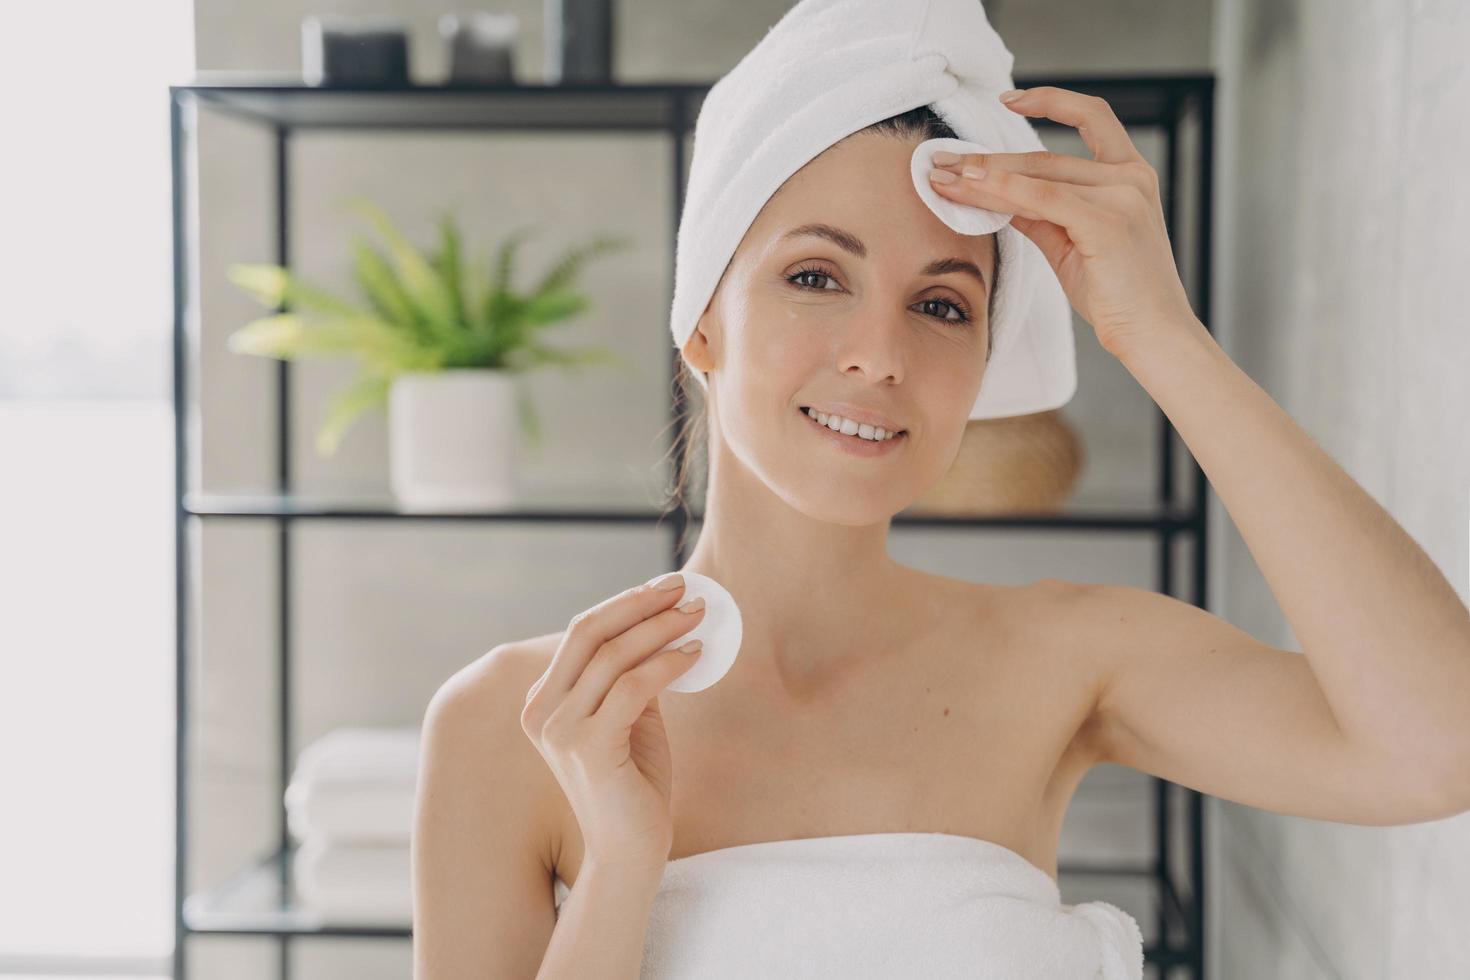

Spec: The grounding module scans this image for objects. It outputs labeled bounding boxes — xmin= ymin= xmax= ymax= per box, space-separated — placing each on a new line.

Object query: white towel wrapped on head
xmin=669 ymin=0 xmax=1077 ymax=420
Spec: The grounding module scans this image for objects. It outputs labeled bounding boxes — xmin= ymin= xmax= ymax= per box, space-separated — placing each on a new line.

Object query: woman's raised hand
xmin=927 ymin=85 xmax=1206 ymax=360
xmin=520 ymin=572 xmax=706 ymax=875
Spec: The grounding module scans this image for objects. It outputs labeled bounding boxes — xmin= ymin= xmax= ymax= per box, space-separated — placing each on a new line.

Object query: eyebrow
xmin=780 ymin=222 xmax=989 ymax=292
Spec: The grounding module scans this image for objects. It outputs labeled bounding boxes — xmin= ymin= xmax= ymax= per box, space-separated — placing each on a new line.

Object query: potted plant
xmin=225 ymin=197 xmax=632 ymax=509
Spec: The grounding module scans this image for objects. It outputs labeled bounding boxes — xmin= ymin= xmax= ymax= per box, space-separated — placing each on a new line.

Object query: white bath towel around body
xmin=553 ymin=832 xmax=1145 ymax=979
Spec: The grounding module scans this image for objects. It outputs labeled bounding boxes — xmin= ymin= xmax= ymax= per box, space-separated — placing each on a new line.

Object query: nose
xmin=836 ymin=305 xmax=905 ymax=385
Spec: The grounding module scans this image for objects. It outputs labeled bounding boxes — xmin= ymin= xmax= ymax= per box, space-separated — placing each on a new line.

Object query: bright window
xmin=0 ymin=3 xmax=193 ymax=977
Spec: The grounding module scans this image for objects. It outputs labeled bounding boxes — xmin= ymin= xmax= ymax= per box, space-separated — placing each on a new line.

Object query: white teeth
xmin=803 ymin=407 xmax=902 ymax=442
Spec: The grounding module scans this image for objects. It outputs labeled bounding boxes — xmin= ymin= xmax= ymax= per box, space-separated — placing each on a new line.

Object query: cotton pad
xmin=909 ymin=136 xmax=1014 ymax=235
xmin=655 ymin=571 xmax=743 ymax=694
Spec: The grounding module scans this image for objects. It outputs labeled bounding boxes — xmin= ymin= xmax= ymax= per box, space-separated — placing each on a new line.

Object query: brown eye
xmin=919 ymin=297 xmax=972 ymax=323
xmin=788 ymin=266 xmax=840 ymax=291
xmin=786 ymin=267 xmax=973 ymax=327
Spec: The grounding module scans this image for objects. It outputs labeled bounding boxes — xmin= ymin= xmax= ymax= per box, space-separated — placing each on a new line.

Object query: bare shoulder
xmin=428 ymin=631 xmax=566 ymax=754
xmin=429 ymin=634 xmax=559 ymax=734
xmin=906 ymin=569 xmax=1105 ymax=689
xmin=939 ymin=571 xmax=1098 ymax=645
xmin=422 ymin=635 xmax=567 ymax=862
xmin=413 ymin=636 xmax=571 ymax=976
xmin=1012 ymin=575 xmax=1115 ymax=676
xmin=902 ymin=565 xmax=1082 ymax=609
xmin=1001 ymin=574 xmax=1106 ymax=637
xmin=1008 ymin=576 xmax=1219 ymax=760
xmin=959 ymin=574 xmax=1116 ymax=755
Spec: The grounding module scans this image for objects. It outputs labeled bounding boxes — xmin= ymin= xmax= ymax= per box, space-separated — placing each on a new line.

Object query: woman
xmin=412 ymin=30 xmax=1470 ymax=980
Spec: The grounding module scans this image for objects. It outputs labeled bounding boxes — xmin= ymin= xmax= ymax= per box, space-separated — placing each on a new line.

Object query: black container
xmin=442 ymin=12 xmax=519 ymax=85
xmin=544 ymin=0 xmax=613 ymax=84
xmin=302 ymin=14 xmax=411 ymax=87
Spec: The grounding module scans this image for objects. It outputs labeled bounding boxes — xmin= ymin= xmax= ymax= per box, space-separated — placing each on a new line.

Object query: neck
xmin=678 ymin=430 xmax=913 ymax=695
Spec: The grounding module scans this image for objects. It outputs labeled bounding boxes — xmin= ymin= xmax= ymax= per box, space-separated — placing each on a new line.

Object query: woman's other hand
xmin=520 ymin=573 xmax=706 ymax=876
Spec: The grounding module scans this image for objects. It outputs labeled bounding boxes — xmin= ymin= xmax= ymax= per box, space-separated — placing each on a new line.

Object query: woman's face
xmin=684 ymin=130 xmax=998 ymax=523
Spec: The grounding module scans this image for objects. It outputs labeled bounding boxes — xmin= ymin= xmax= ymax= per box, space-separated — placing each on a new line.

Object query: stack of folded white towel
xmin=285 ymin=725 xmax=421 ymax=924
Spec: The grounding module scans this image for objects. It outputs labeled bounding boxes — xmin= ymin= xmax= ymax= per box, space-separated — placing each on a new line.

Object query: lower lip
xmin=799 ymin=408 xmax=907 ymax=457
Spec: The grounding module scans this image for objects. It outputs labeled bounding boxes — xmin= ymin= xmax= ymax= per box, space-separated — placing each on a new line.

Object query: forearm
xmin=1114 ymin=322 xmax=1470 ymax=774
xmin=536 ymin=862 xmax=663 ymax=980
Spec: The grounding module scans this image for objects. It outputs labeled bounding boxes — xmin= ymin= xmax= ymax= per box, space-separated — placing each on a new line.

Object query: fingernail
xmin=932 ymin=150 xmax=962 ymax=166
xmin=677 ymin=639 xmax=703 ymax=654
xmin=650 ymin=572 xmax=684 ymax=591
xmin=929 ymin=168 xmax=958 ymax=184
xmin=999 ymin=89 xmax=1025 ymax=104
xmin=676 ymin=596 xmax=705 ymax=614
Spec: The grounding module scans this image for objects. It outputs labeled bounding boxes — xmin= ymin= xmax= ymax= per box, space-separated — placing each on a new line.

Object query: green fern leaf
xmin=227 ymin=311 xmax=434 ymax=374
xmin=529 ymin=233 xmax=632 ymax=299
xmin=227 ymin=263 xmax=369 ymax=320
xmin=316 ymin=372 xmax=392 ymax=456
xmin=518 ymin=287 xmax=590 ymax=328
xmin=491 ymin=224 xmax=538 ymax=296
xmin=351 ymin=238 xmax=423 ymax=337
xmin=483 ymin=226 xmax=537 ymax=330
xmin=433 ymin=211 xmax=468 ymax=329
xmin=343 ymin=197 xmax=461 ymax=343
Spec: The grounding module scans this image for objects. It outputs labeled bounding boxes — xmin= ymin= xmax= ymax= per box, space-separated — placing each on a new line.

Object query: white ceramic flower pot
xmin=388 ymin=369 xmax=520 ymax=511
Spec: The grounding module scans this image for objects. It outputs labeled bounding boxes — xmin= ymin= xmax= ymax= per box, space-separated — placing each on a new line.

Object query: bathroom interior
xmin=2 ymin=1 xmax=1468 ymax=978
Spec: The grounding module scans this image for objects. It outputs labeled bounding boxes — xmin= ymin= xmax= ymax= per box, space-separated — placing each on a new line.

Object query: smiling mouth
xmin=798 ymin=406 xmax=908 ymax=441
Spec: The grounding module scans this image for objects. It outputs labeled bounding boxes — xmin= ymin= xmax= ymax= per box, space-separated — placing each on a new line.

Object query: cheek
xmin=922 ymin=339 xmax=985 ymax=391
xmin=765 ymin=324 xmax=814 ymax=367
xmin=740 ymin=305 xmax=823 ymax=375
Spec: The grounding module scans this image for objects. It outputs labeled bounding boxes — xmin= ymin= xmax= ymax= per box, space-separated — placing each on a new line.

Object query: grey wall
xmin=1209 ymin=1 xmax=1470 ymax=977
xmin=175 ymin=3 xmax=1427 ymax=979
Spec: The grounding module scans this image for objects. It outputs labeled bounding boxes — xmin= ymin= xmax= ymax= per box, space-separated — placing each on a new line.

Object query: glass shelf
xmin=182 ymin=487 xmax=1200 ymax=532
xmin=174 ymin=72 xmax=710 ymax=131
xmin=182 ymin=846 xmax=409 ymax=939
xmin=182 ymin=844 xmax=1184 ymax=958
xmin=171 ymin=70 xmax=1207 ymax=132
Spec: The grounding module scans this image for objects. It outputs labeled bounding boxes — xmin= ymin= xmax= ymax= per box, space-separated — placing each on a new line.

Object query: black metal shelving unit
xmin=170 ymin=70 xmax=1216 ymax=979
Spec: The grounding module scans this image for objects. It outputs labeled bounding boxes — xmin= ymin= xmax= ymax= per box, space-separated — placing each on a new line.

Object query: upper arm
xmin=1062 ymin=580 xmax=1460 ymax=825
xmin=413 ymin=642 xmax=561 ymax=979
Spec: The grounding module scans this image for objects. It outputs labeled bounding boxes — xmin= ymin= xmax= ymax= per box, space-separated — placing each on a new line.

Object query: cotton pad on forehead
xmin=909 ymin=137 xmax=1015 ymax=235
xmin=656 ymin=571 xmax=743 ymax=694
